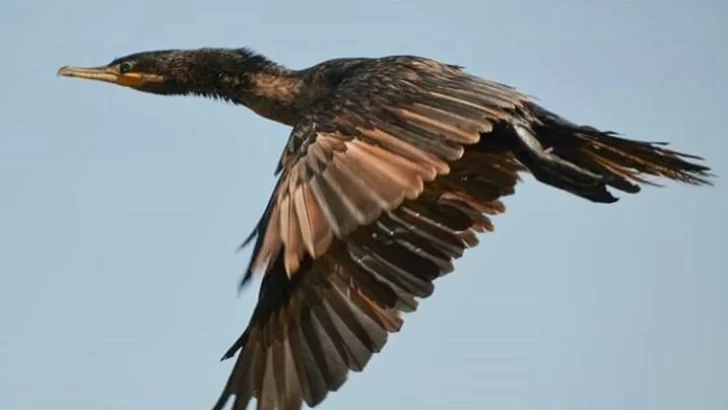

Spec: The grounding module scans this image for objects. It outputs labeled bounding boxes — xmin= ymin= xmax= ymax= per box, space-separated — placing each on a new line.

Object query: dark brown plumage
xmin=58 ymin=47 xmax=714 ymax=410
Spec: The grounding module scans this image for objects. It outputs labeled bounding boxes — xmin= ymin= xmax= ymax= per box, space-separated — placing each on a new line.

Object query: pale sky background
xmin=1 ymin=1 xmax=726 ymax=409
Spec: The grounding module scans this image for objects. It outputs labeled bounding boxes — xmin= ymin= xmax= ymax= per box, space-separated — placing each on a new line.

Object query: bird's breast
xmin=245 ymin=99 xmax=300 ymax=126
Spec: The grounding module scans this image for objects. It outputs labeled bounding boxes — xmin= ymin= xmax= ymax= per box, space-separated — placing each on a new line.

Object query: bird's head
xmin=57 ymin=49 xmax=196 ymax=95
xmin=57 ymin=48 xmax=275 ymax=100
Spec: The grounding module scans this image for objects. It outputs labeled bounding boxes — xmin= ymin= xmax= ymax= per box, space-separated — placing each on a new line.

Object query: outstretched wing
xmin=213 ymin=57 xmax=530 ymax=410
xmin=242 ymin=57 xmax=531 ymax=283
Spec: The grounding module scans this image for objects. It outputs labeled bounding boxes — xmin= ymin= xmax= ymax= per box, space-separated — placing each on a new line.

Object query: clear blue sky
xmin=1 ymin=1 xmax=726 ymax=409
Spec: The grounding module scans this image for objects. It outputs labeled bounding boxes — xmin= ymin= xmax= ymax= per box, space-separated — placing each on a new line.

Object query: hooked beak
xmin=57 ymin=65 xmax=121 ymax=84
xmin=57 ymin=65 xmax=160 ymax=87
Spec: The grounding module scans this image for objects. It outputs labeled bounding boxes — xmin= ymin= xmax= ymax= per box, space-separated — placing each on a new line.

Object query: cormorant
xmin=58 ymin=47 xmax=713 ymax=410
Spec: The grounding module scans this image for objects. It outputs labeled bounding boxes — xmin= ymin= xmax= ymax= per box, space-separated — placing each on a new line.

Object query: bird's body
xmin=58 ymin=47 xmax=713 ymax=410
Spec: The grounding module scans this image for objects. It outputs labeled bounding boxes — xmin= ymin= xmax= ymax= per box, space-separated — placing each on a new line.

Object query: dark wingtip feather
xmin=221 ymin=329 xmax=249 ymax=361
xmin=237 ymin=266 xmax=256 ymax=293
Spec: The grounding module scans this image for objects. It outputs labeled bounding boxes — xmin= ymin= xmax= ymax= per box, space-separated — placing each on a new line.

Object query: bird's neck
xmin=184 ymin=49 xmax=310 ymax=126
xmin=237 ymin=67 xmax=308 ymax=126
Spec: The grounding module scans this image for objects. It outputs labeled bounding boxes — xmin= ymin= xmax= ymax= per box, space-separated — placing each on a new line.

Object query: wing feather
xmin=215 ymin=56 xmax=532 ymax=410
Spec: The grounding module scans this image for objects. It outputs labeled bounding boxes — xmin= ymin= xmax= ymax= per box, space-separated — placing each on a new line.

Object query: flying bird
xmin=58 ymin=47 xmax=713 ymax=410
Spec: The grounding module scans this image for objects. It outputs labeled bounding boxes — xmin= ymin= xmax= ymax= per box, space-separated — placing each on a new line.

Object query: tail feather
xmin=574 ymin=131 xmax=712 ymax=187
xmin=512 ymin=102 xmax=714 ymax=202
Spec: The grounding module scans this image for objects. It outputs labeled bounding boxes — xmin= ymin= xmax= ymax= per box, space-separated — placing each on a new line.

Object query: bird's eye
xmin=119 ymin=63 xmax=132 ymax=73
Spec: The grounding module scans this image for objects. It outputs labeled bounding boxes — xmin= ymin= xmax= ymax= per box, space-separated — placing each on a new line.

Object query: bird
xmin=58 ymin=47 xmax=713 ymax=410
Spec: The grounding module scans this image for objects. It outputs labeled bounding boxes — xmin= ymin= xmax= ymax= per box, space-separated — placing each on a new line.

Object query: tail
xmin=508 ymin=102 xmax=715 ymax=203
